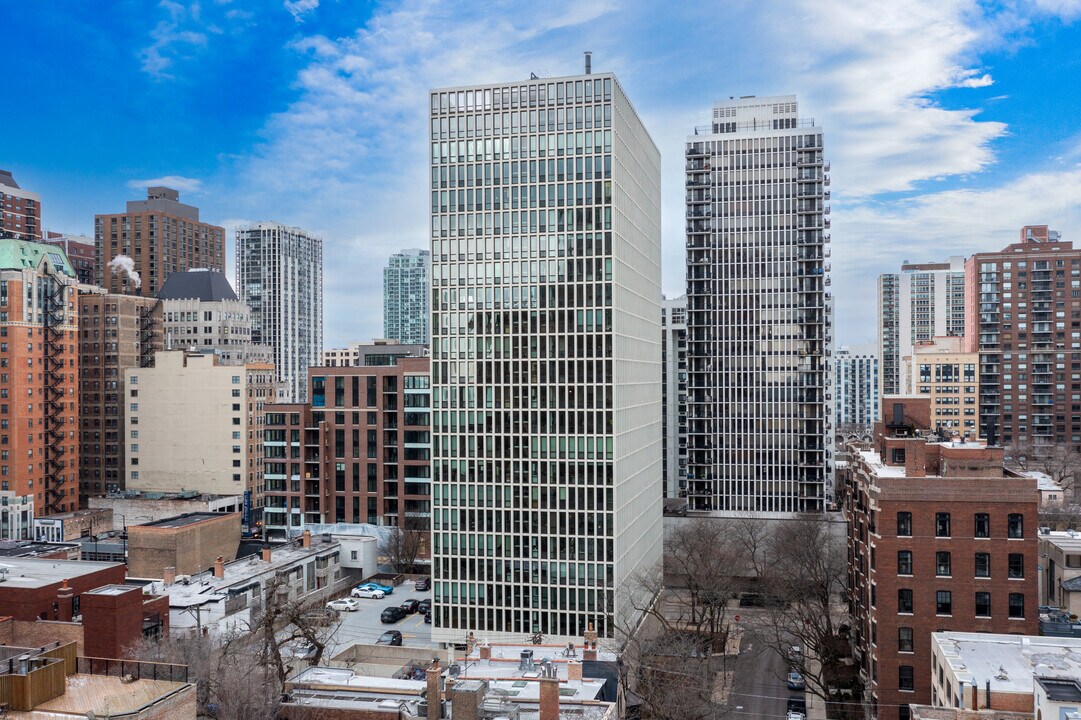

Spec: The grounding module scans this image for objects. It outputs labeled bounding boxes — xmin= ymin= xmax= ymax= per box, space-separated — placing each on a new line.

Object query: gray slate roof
xmin=158 ymin=269 xmax=238 ymax=301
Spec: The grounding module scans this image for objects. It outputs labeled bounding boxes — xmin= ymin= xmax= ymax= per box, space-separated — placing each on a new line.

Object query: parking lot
xmin=323 ymin=580 xmax=434 ymax=657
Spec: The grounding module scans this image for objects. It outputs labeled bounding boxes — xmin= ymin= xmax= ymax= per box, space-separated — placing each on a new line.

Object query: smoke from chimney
xmin=108 ymin=255 xmax=142 ymax=289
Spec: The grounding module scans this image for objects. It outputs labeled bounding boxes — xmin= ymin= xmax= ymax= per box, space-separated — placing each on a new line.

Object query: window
xmin=975 ymin=592 xmax=991 ymax=617
xmin=1008 ymin=593 xmax=1025 ymax=619
xmin=899 ymin=665 xmax=914 ymax=691
xmin=936 ymin=512 xmax=951 ymax=537
xmin=898 ymin=589 xmax=913 ymax=613
xmin=232 ymin=375 xmax=241 ymax=384
xmin=936 ymin=551 xmax=952 ymax=577
xmin=898 ymin=627 xmax=913 ymax=652
xmin=974 ymin=513 xmax=990 ymax=538
xmin=975 ymin=552 xmax=991 ymax=577
xmin=1008 ymin=553 xmax=1024 ymax=579
xmin=897 ymin=511 xmax=912 ymax=536
xmin=1008 ymin=513 xmax=1024 ymax=539
xmin=936 ymin=590 xmax=952 ymax=615
xmin=898 ymin=550 xmax=913 ymax=575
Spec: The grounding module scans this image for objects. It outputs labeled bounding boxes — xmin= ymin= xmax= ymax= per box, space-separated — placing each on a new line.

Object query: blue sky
xmin=4 ymin=0 xmax=1081 ymax=347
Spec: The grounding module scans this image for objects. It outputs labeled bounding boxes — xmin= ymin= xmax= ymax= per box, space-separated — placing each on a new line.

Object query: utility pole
xmin=183 ymin=605 xmax=210 ymax=635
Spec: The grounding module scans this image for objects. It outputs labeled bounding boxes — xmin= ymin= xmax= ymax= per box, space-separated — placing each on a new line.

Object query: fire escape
xmin=43 ymin=278 xmax=69 ymax=514
xmin=140 ymin=300 xmax=161 ymax=368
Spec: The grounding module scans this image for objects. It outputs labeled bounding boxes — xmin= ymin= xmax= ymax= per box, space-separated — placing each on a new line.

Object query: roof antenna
xmin=584 ymin=51 xmax=592 ymax=75
xmin=530 ymin=72 xmax=538 ymax=79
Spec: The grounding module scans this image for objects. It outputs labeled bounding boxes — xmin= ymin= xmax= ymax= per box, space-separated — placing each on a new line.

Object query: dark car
xmin=399 ymin=599 xmax=420 ymax=614
xmin=376 ymin=630 xmax=403 ymax=646
xmin=787 ymin=672 xmax=806 ymax=691
xmin=787 ymin=696 xmax=807 ymax=714
xmin=381 ymin=606 xmax=407 ymax=623
xmin=414 ymin=576 xmax=431 ymax=591
xmin=424 ymin=610 xmax=432 ymax=624
xmin=417 ymin=599 xmax=431 ymax=614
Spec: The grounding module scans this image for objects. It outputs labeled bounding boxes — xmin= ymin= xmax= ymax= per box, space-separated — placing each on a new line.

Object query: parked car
xmin=424 ymin=610 xmax=432 ymax=624
xmin=356 ymin=581 xmax=394 ymax=595
xmin=787 ymin=645 xmax=803 ymax=662
xmin=351 ymin=586 xmax=386 ymax=599
xmin=417 ymin=599 xmax=431 ymax=614
xmin=786 ymin=713 xmax=806 ymax=720
xmin=787 ymin=696 xmax=807 ymax=714
xmin=399 ymin=599 xmax=420 ymax=614
xmin=787 ymin=672 xmax=805 ymax=691
xmin=327 ymin=598 xmax=361 ymax=612
xmin=376 ymin=630 xmax=403 ymax=646
xmin=381 ymin=606 xmax=407 ymax=624
xmin=414 ymin=576 xmax=431 ymax=591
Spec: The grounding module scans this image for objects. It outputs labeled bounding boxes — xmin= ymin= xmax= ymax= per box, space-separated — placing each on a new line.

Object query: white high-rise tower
xmin=685 ymin=95 xmax=834 ymax=514
xmin=429 ymin=63 xmax=663 ymax=643
xmin=383 ymin=248 xmax=430 ymax=345
xmin=235 ymin=222 xmax=323 ymax=403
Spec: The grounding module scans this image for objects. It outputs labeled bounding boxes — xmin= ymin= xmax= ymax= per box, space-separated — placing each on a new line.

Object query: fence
xmin=77 ymin=656 xmax=189 ymax=683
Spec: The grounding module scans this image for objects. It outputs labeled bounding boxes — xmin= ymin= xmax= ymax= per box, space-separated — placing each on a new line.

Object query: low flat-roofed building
xmin=0 ymin=540 xmax=80 ymax=560
xmin=0 ymin=557 xmax=126 ymax=621
xmin=126 ymin=511 xmax=241 ymax=578
xmin=89 ymin=490 xmax=244 ymax=531
xmin=162 ymin=529 xmax=348 ymax=637
xmin=930 ymin=631 xmax=1081 ymax=713
xmin=1039 ymin=529 xmax=1081 ymax=615
xmin=32 ymin=507 xmax=114 ymax=542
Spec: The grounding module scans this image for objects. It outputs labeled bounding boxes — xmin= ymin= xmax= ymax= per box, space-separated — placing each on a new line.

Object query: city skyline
xmin=4 ymin=1 xmax=1080 ymax=347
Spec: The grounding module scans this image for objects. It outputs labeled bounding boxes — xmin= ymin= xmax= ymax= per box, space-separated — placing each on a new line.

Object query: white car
xmin=351 ymin=587 xmax=386 ymax=599
xmin=327 ymin=598 xmax=361 ymax=612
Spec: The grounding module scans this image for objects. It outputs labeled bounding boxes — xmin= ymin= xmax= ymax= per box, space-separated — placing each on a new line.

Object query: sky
xmin=4 ymin=0 xmax=1081 ymax=348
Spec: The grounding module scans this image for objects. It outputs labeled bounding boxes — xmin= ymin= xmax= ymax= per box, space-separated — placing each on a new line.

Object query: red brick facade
xmin=843 ymin=396 xmax=1039 ymax=720
xmin=82 ymin=585 xmax=170 ymax=659
xmin=0 ymin=562 xmax=126 ymax=621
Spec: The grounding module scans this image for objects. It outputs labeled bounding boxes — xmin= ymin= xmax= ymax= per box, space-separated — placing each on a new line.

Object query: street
xmin=728 ymin=627 xmax=794 ymax=720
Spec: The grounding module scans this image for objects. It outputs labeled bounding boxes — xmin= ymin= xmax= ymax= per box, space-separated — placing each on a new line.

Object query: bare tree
xmin=1007 ymin=438 xmax=1081 ymax=498
xmin=380 ymin=517 xmax=427 ymax=573
xmin=749 ymin=514 xmax=861 ymax=719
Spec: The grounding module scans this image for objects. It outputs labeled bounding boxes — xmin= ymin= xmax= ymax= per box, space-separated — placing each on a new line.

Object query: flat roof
xmin=136 ymin=512 xmax=237 ymax=529
xmin=0 ymin=541 xmax=79 ymax=558
xmin=22 ymin=674 xmax=188 ymax=715
xmin=933 ymin=631 xmax=1081 ymax=695
xmin=0 ymin=557 xmax=124 ymax=589
xmin=1041 ymin=530 xmax=1081 ymax=552
xmin=86 ymin=584 xmax=139 ymax=596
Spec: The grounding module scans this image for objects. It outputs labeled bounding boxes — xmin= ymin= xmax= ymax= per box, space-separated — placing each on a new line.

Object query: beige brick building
xmin=126 ymin=512 xmax=241 ymax=578
xmin=124 ymin=351 xmax=276 ymax=515
xmin=910 ymin=336 xmax=981 ymax=439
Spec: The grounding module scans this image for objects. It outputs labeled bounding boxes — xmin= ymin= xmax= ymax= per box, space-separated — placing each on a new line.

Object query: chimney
xmin=584 ymin=51 xmax=592 ymax=75
xmin=164 ymin=567 xmax=176 ymax=585
xmin=479 ymin=643 xmax=491 ymax=660
xmin=539 ymin=675 xmax=560 ymax=720
xmin=583 ymin=622 xmax=598 ymax=661
xmin=56 ymin=579 xmax=74 ymax=621
xmin=426 ymin=659 xmax=443 ymax=720
xmin=261 ymin=546 xmax=272 ymax=563
xmin=213 ymin=556 xmax=225 ymax=579
xmin=568 ymin=659 xmax=583 ymax=681
xmin=301 ymin=529 xmax=311 ymax=549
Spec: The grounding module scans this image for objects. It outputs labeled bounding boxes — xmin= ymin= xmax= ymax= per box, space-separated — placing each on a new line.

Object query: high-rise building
xmin=662 ymin=295 xmax=688 ymax=499
xmin=44 ymin=234 xmax=95 ymax=285
xmin=236 ymin=222 xmax=323 ymax=403
xmin=429 ymin=66 xmax=663 ymax=643
xmin=835 ymin=344 xmax=879 ymax=430
xmin=964 ymin=225 xmax=1081 ymax=447
xmin=685 ymin=94 xmax=833 ymax=514
xmin=124 ymin=351 xmax=276 ymax=516
xmin=322 ymin=339 xmax=427 ymax=367
xmin=78 ymin=290 xmax=161 ymax=498
xmin=0 ymin=170 xmax=42 ymax=240
xmin=261 ymin=354 xmax=431 ymax=538
xmin=0 ymin=239 xmax=80 ymax=514
xmin=158 ymin=269 xmax=270 ymax=365
xmin=843 ymin=396 xmax=1038 ymax=720
xmin=94 ymin=186 xmax=225 ymax=298
xmin=384 ymin=248 xmax=430 ymax=345
xmin=910 ymin=336 xmax=980 ymax=439
xmin=878 ymin=257 xmax=966 ymax=397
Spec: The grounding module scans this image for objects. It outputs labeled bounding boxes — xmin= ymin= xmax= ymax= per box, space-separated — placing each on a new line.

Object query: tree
xmin=380 ymin=517 xmax=427 ymax=573
xmin=748 ymin=514 xmax=861 ymax=719
xmin=1006 ymin=438 xmax=1081 ymax=498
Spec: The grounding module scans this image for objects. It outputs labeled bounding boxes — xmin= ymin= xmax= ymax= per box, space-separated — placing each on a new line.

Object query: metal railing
xmin=76 ymin=657 xmax=188 ymax=684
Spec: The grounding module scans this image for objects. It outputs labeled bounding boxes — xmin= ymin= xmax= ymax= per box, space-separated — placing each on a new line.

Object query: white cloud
xmin=127 ymin=175 xmax=204 ymax=193
xmin=285 ymin=0 xmax=319 ymax=22
xmin=139 ymin=1 xmax=209 ymax=78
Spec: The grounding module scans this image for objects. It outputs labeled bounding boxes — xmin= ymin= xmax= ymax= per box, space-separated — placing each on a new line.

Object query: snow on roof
xmin=933 ymin=631 xmax=1081 ymax=695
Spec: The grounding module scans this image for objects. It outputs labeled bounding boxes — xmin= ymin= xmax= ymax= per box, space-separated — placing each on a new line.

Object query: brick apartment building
xmin=0 ymin=557 xmax=126 ymax=621
xmin=964 ymin=225 xmax=1081 ymax=447
xmin=842 ymin=395 xmax=1039 ymax=720
xmin=0 ymin=239 xmax=80 ymax=514
xmin=262 ymin=354 xmax=430 ymax=537
xmin=45 ymin=232 xmax=96 ymax=285
xmin=78 ymin=290 xmax=161 ymax=497
xmin=0 ymin=169 xmax=42 ymax=240
xmin=94 ymin=186 xmax=224 ymax=298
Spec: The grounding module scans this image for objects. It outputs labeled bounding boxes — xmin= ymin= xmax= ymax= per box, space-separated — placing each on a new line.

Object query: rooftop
xmin=0 ymin=557 xmax=124 ymax=589
xmin=0 ymin=541 xmax=79 ymax=559
xmin=0 ymin=239 xmax=76 ymax=277
xmin=1037 ymin=676 xmax=1081 ymax=702
xmin=6 ymin=674 xmax=189 ymax=718
xmin=933 ymin=631 xmax=1081 ymax=695
xmin=158 ymin=269 xmax=239 ymax=302
xmin=1040 ymin=529 xmax=1081 ymax=552
xmin=134 ymin=512 xmax=237 ymax=530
